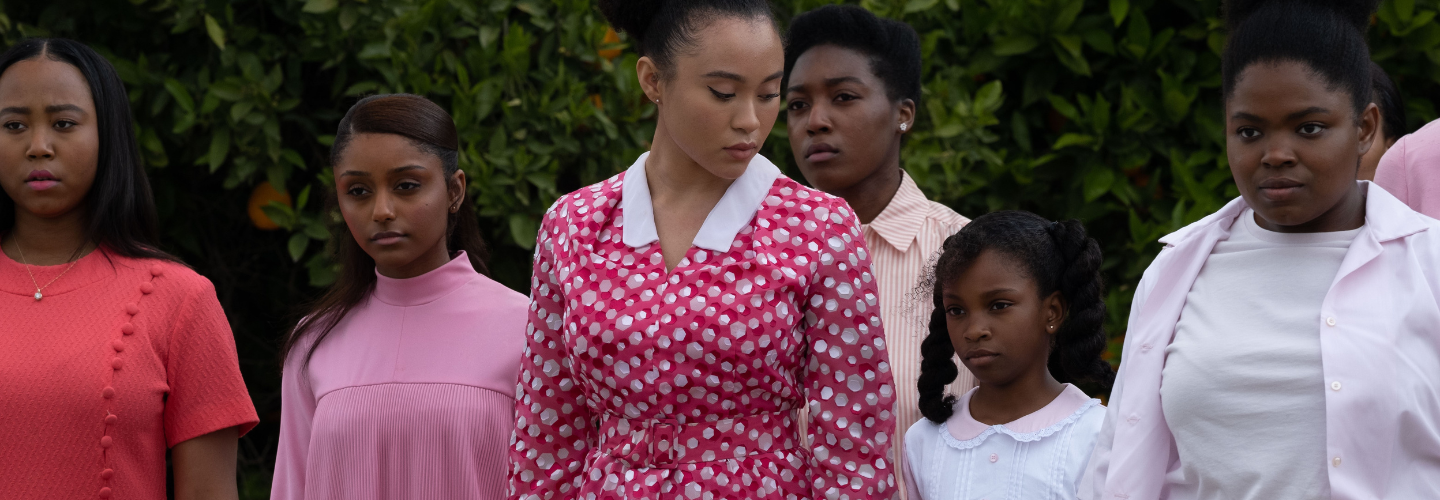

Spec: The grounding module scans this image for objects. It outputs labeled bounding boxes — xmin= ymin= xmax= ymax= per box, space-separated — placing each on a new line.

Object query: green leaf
xmin=1053 ymin=0 xmax=1084 ymax=33
xmin=339 ymin=6 xmax=358 ymax=30
xmin=1083 ymin=167 xmax=1116 ymax=201
xmin=1110 ymin=0 xmax=1130 ymax=27
xmin=207 ymin=127 xmax=230 ymax=173
xmin=1395 ymin=0 xmax=1415 ymax=24
xmin=993 ymin=35 xmax=1040 ymax=56
xmin=261 ymin=202 xmax=295 ymax=229
xmin=287 ymin=232 xmax=309 ymax=262
xmin=204 ymin=14 xmax=225 ymax=50
xmin=302 ymin=0 xmax=338 ymax=14
xmin=164 ymin=79 xmax=194 ymax=113
xmin=1048 ymin=94 xmax=1080 ymax=121
xmin=1053 ymin=133 xmax=1095 ymax=150
xmin=904 ymin=0 xmax=939 ymax=13
xmin=509 ymin=213 xmax=537 ymax=250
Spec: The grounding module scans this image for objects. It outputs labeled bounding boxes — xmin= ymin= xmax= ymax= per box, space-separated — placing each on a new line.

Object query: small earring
xmin=1048 ymin=325 xmax=1055 ymax=330
xmin=899 ymin=123 xmax=908 ymax=132
xmin=654 ymin=99 xmax=660 ymax=104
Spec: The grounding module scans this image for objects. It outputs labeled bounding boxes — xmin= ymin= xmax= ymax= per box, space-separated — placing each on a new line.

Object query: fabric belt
xmin=595 ymin=410 xmax=800 ymax=469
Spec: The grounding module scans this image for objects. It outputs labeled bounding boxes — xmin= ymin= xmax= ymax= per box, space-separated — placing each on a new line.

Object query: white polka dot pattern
xmin=507 ymin=173 xmax=898 ymax=500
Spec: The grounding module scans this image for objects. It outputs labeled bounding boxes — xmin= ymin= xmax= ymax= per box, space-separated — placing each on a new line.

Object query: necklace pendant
xmin=34 ymin=291 xmax=42 ymax=301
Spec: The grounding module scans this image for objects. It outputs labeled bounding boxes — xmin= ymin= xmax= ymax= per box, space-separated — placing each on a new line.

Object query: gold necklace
xmin=13 ymin=237 xmax=82 ymax=301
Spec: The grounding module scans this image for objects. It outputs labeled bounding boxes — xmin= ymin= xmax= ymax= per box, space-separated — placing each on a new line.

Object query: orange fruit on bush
xmin=598 ymin=27 xmax=622 ymax=60
xmin=248 ymin=181 xmax=292 ymax=230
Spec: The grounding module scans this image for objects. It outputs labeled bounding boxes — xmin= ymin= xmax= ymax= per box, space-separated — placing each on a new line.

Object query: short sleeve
xmin=801 ymin=198 xmax=899 ymax=499
xmin=161 ymin=273 xmax=258 ymax=447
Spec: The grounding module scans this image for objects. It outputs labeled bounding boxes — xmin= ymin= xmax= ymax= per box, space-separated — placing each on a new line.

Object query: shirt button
xmin=1333 ymin=456 xmax=1342 ymax=467
xmin=1326 ymin=317 xmax=1337 ymax=327
xmin=1331 ymin=381 xmax=1342 ymax=391
xmin=989 ymin=453 xmax=999 ymax=463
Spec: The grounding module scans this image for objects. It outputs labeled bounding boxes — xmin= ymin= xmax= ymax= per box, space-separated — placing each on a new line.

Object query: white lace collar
xmin=618 ymin=152 xmax=782 ymax=252
xmin=938 ymin=384 xmax=1101 ymax=450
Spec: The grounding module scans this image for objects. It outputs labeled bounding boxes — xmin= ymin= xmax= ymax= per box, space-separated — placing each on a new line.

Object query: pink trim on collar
xmin=948 ymin=383 xmax=1092 ymax=440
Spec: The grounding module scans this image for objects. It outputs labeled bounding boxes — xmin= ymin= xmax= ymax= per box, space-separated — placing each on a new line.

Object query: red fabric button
xmin=99 ymin=487 xmax=112 ymax=498
xmin=139 ymin=282 xmax=154 ymax=294
xmin=101 ymin=387 xmax=115 ymax=399
xmin=111 ymin=340 xmax=125 ymax=352
xmin=104 ymin=414 xmax=118 ymax=425
xmin=111 ymin=358 xmax=124 ymax=370
xmin=120 ymin=323 xmax=135 ymax=335
xmin=100 ymin=469 xmax=114 ymax=480
xmin=100 ymin=436 xmax=112 ymax=448
xmin=150 ymin=265 xmax=164 ymax=277
xmin=124 ymin=304 xmax=139 ymax=315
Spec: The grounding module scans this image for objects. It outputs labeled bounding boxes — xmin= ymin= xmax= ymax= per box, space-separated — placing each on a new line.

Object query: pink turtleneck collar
xmin=372 ymin=251 xmax=479 ymax=307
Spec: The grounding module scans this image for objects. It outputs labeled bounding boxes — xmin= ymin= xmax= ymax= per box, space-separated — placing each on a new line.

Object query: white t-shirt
xmin=1161 ymin=209 xmax=1362 ymax=500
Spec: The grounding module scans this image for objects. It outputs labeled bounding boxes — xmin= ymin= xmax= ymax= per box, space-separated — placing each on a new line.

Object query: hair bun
xmin=598 ymin=0 xmax=666 ymax=40
xmin=1225 ymin=0 xmax=1379 ymax=31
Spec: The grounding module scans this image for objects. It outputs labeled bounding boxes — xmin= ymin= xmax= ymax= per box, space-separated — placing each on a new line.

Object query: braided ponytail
xmin=1044 ymin=220 xmax=1114 ymax=391
xmin=917 ymin=306 xmax=960 ymax=423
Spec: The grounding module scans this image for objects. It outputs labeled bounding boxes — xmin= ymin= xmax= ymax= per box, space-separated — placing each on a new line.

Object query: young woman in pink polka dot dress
xmin=507 ymin=1 xmax=899 ymax=499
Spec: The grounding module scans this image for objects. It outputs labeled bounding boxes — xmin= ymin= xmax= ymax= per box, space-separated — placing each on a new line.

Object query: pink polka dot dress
xmin=508 ymin=153 xmax=900 ymax=500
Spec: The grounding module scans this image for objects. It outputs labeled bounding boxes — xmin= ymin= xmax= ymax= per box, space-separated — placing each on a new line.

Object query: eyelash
xmin=710 ymin=87 xmax=781 ymax=102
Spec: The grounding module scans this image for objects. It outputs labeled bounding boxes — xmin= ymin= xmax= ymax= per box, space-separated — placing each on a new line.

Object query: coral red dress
xmin=508 ymin=153 xmax=899 ymax=500
xmin=0 ymin=247 xmax=258 ymax=500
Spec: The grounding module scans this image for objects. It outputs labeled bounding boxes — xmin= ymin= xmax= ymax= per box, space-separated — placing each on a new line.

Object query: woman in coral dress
xmin=506 ymin=1 xmax=898 ymax=500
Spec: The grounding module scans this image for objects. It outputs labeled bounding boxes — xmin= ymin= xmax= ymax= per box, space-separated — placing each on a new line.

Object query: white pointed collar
xmin=620 ymin=151 xmax=782 ymax=252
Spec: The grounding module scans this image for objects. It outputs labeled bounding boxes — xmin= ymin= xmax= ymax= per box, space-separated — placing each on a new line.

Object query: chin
xmin=703 ymin=158 xmax=751 ymax=180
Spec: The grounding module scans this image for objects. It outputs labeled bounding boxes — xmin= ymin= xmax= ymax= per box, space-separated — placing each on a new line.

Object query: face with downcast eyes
xmin=1226 ymin=61 xmax=1378 ymax=233
xmin=943 ymin=250 xmax=1064 ymax=388
xmin=334 ymin=133 xmax=464 ymax=279
xmin=638 ymin=16 xmax=785 ymax=180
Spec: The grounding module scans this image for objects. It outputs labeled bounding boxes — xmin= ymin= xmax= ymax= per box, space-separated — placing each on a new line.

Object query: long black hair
xmin=597 ymin=0 xmax=777 ymax=80
xmin=281 ymin=94 xmax=490 ymax=368
xmin=917 ymin=211 xmax=1113 ymax=423
xmin=0 ymin=38 xmax=173 ymax=262
xmin=1221 ymin=0 xmax=1381 ymax=116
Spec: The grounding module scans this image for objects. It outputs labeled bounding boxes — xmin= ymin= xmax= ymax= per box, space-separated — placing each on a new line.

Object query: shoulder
xmin=466 ymin=275 xmax=531 ymax=317
xmin=924 ymin=199 xmax=969 ymax=234
xmin=109 ymin=255 xmax=218 ymax=304
xmin=903 ymin=415 xmax=945 ymax=453
xmin=767 ymin=176 xmax=858 ymax=231
xmin=543 ymin=171 xmax=626 ymax=225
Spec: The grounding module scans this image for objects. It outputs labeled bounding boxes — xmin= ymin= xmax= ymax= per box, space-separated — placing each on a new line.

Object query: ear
xmin=897 ymin=98 xmax=916 ymax=134
xmin=447 ymin=169 xmax=467 ymax=213
xmin=637 ymin=56 xmax=664 ymax=105
xmin=1043 ymin=290 xmax=1066 ymax=335
xmin=1357 ymin=102 xmax=1380 ymax=156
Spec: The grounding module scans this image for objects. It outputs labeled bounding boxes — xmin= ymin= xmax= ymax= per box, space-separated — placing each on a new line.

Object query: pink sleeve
xmin=507 ymin=206 xmax=594 ymax=500
xmin=903 ymin=456 xmax=922 ymax=500
xmin=802 ymin=199 xmax=899 ymax=499
xmin=270 ymin=344 xmax=318 ymax=500
xmin=1374 ymin=135 xmax=1411 ymax=204
xmin=162 ymin=274 xmax=259 ymax=447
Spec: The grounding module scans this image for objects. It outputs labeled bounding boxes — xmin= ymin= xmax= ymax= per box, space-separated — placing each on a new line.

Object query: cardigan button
xmin=101 ymin=387 xmax=115 ymax=399
xmin=104 ymin=414 xmax=118 ymax=425
xmin=150 ymin=265 xmax=164 ymax=277
xmin=100 ymin=469 xmax=114 ymax=480
xmin=100 ymin=436 xmax=112 ymax=448
xmin=112 ymin=340 xmax=125 ymax=352
xmin=98 ymin=487 xmax=112 ymax=498
xmin=111 ymin=358 xmax=124 ymax=370
xmin=140 ymin=282 xmax=154 ymax=294
xmin=124 ymin=304 xmax=139 ymax=316
xmin=120 ymin=323 xmax=135 ymax=335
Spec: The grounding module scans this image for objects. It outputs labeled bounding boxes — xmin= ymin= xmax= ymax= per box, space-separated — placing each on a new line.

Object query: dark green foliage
xmin=1 ymin=0 xmax=1436 ymax=496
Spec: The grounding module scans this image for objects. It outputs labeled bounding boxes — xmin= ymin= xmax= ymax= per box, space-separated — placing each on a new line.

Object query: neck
xmin=829 ymin=156 xmax=904 ymax=225
xmin=967 ymin=368 xmax=1066 ymax=426
xmin=376 ymin=241 xmax=452 ymax=280
xmin=646 ymin=118 xmax=736 ymax=205
xmin=2 ymin=205 xmax=94 ymax=265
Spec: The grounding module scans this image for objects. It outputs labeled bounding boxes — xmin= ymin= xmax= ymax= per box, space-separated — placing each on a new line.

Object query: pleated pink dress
xmin=271 ymin=252 xmax=529 ymax=500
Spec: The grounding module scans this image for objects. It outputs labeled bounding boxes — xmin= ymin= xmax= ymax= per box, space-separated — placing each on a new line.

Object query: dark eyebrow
xmin=982 ymin=288 xmax=1021 ymax=298
xmin=1286 ymin=106 xmax=1330 ymax=121
xmin=786 ymin=76 xmax=865 ymax=95
xmin=1230 ymin=111 xmax=1263 ymax=122
xmin=45 ymin=104 xmax=84 ymax=114
xmin=0 ymin=106 xmax=28 ymax=115
xmin=703 ymin=70 xmax=785 ymax=84
xmin=338 ymin=165 xmax=426 ymax=178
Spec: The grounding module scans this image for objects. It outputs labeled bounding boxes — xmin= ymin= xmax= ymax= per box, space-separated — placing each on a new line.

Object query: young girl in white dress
xmin=905 ymin=211 xmax=1113 ymax=500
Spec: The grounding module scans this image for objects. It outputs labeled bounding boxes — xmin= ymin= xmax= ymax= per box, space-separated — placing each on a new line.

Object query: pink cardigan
xmin=1082 ymin=183 xmax=1440 ymax=499
xmin=1376 ymin=118 xmax=1440 ymax=219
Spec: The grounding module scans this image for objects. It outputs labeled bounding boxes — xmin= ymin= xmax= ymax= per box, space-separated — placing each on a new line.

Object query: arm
xmin=172 ymin=426 xmax=240 ymax=500
xmin=803 ymin=202 xmax=898 ymax=500
xmin=508 ymin=205 xmax=594 ymax=500
xmin=270 ymin=350 xmax=318 ymax=500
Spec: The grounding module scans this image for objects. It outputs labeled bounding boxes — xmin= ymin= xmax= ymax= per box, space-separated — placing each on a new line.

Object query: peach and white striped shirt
xmin=865 ymin=171 xmax=975 ymax=499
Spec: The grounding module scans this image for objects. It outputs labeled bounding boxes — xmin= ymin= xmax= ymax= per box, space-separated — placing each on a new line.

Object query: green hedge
xmin=3 ymin=0 xmax=1437 ymax=495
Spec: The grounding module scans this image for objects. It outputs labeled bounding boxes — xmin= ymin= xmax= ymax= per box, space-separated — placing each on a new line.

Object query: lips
xmin=964 ymin=349 xmax=999 ymax=361
xmin=371 ymin=231 xmax=406 ymax=245
xmin=804 ymin=143 xmax=838 ymax=163
xmin=1256 ymin=177 xmax=1305 ymax=202
xmin=25 ymin=170 xmax=58 ymax=191
xmin=724 ymin=142 xmax=758 ymax=161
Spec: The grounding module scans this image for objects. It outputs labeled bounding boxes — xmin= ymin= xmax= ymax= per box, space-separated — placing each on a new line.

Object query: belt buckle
xmin=647 ymin=420 xmax=677 ymax=468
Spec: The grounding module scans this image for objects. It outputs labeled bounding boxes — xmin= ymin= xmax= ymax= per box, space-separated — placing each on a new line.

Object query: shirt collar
xmin=947 ymin=383 xmax=1094 ymax=440
xmin=619 ymin=151 xmax=782 ymax=252
xmin=864 ymin=170 xmax=930 ymax=254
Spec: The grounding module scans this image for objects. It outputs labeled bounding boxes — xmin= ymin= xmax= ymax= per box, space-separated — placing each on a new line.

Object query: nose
xmin=372 ymin=192 xmax=396 ymax=223
xmin=26 ymin=127 xmax=53 ymax=160
xmin=962 ymin=321 xmax=991 ymax=343
xmin=805 ymin=101 xmax=832 ymax=136
xmin=732 ymin=99 xmax=761 ymax=136
xmin=1260 ymin=137 xmax=1298 ymax=168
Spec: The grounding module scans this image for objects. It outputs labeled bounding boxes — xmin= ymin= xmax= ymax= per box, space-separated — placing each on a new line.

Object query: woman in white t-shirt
xmin=1083 ymin=1 xmax=1440 ymax=498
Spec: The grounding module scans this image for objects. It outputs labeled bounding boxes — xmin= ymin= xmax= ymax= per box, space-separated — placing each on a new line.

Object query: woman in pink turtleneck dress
xmin=271 ymin=94 xmax=528 ymax=499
